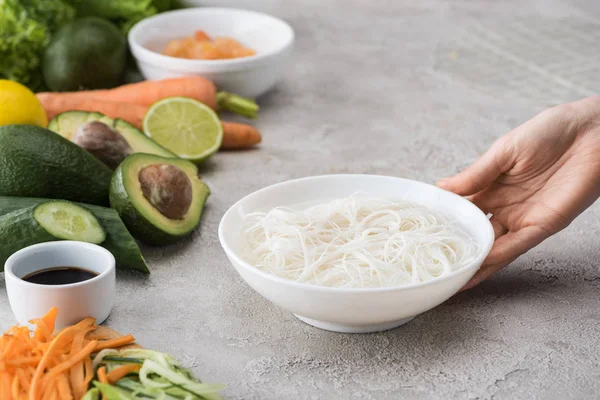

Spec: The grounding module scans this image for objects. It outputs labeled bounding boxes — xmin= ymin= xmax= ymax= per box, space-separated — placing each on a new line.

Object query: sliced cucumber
xmin=34 ymin=201 xmax=105 ymax=244
xmin=0 ymin=197 xmax=149 ymax=274
xmin=81 ymin=388 xmax=100 ymax=400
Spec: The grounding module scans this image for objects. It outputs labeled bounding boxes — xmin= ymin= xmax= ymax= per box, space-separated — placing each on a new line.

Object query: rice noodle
xmin=240 ymin=194 xmax=480 ymax=288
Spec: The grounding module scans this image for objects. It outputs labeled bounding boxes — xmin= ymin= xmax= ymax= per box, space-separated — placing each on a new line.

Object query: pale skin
xmin=437 ymin=96 xmax=600 ymax=290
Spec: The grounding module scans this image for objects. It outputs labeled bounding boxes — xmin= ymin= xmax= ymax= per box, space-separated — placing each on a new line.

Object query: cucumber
xmin=0 ymin=202 xmax=106 ymax=268
xmin=0 ymin=197 xmax=149 ymax=274
xmin=34 ymin=201 xmax=106 ymax=244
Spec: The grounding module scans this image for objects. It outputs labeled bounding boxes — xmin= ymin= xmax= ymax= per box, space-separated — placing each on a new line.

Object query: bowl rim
xmin=128 ymin=7 xmax=295 ymax=70
xmin=219 ymin=174 xmax=495 ymax=294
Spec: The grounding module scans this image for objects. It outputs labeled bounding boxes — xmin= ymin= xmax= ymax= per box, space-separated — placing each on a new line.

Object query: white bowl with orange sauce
xmin=128 ymin=8 xmax=294 ymax=98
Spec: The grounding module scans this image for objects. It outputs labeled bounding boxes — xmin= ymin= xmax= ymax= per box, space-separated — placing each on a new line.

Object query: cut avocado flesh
xmin=109 ymin=153 xmax=210 ymax=245
xmin=48 ymin=111 xmax=175 ymax=158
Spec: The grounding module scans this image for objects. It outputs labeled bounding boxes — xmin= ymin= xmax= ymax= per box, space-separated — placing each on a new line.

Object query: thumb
xmin=437 ymin=137 xmax=514 ymax=196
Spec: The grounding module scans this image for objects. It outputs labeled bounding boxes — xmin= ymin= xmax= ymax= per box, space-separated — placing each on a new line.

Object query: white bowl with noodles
xmin=128 ymin=8 xmax=294 ymax=98
xmin=219 ymin=175 xmax=494 ymax=333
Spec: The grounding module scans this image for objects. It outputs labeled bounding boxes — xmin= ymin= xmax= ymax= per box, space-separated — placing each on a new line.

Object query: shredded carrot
xmin=0 ymin=308 xmax=137 ymax=400
xmin=94 ymin=335 xmax=135 ymax=352
xmin=106 ymin=364 xmax=141 ymax=384
xmin=56 ymin=374 xmax=72 ymax=400
xmin=42 ymin=340 xmax=97 ymax=384
xmin=97 ymin=367 xmax=109 ymax=400
xmin=81 ymin=359 xmax=94 ymax=397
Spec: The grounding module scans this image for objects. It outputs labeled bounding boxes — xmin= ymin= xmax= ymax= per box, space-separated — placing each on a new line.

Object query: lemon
xmin=143 ymin=97 xmax=223 ymax=163
xmin=0 ymin=80 xmax=48 ymax=127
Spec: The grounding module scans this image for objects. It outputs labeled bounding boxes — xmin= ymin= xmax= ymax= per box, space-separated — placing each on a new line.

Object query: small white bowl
xmin=219 ymin=175 xmax=494 ymax=333
xmin=5 ymin=241 xmax=116 ymax=329
xmin=128 ymin=8 xmax=294 ymax=98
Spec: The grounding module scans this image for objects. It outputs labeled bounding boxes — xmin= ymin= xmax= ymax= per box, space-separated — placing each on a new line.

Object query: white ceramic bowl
xmin=219 ymin=175 xmax=494 ymax=333
xmin=5 ymin=241 xmax=116 ymax=329
xmin=128 ymin=8 xmax=294 ymax=98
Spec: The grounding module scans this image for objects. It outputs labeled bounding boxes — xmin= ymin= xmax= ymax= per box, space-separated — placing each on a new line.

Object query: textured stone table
xmin=2 ymin=1 xmax=599 ymax=399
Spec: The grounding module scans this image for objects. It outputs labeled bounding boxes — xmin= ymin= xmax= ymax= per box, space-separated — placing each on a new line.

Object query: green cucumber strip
xmin=34 ymin=201 xmax=106 ymax=244
xmin=0 ymin=197 xmax=149 ymax=274
xmin=81 ymin=388 xmax=101 ymax=400
xmin=94 ymin=382 xmax=136 ymax=400
xmin=102 ymin=356 xmax=144 ymax=364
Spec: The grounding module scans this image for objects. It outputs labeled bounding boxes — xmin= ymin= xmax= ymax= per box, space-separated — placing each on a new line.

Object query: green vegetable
xmin=0 ymin=0 xmax=75 ymax=91
xmin=0 ymin=125 xmax=112 ymax=206
xmin=34 ymin=201 xmax=106 ymax=243
xmin=0 ymin=197 xmax=150 ymax=274
xmin=110 ymin=154 xmax=210 ymax=245
xmin=96 ymin=349 xmax=224 ymax=400
xmin=0 ymin=202 xmax=106 ymax=269
xmin=43 ymin=17 xmax=127 ymax=91
xmin=81 ymin=388 xmax=101 ymax=400
xmin=71 ymin=0 xmax=171 ymax=34
xmin=94 ymin=382 xmax=136 ymax=400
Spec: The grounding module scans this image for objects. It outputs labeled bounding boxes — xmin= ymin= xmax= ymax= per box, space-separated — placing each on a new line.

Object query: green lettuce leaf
xmin=0 ymin=0 xmax=75 ymax=91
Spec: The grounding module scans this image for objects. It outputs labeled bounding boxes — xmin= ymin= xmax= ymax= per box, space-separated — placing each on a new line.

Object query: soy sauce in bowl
xmin=23 ymin=266 xmax=98 ymax=285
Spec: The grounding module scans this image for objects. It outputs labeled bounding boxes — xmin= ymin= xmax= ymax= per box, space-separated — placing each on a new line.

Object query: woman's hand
xmin=438 ymin=96 xmax=600 ymax=290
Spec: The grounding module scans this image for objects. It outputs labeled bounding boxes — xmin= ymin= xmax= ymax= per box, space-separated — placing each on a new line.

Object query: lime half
xmin=143 ymin=97 xmax=223 ymax=163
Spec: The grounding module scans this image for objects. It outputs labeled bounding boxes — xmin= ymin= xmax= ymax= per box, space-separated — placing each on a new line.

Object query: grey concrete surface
xmin=2 ymin=1 xmax=600 ymax=399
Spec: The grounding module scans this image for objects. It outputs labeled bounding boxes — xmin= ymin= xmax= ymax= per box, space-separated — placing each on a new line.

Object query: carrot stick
xmin=221 ymin=121 xmax=262 ymax=149
xmin=106 ymin=364 xmax=141 ymax=384
xmin=43 ymin=340 xmax=97 ymax=383
xmin=56 ymin=374 xmax=72 ymax=400
xmin=97 ymin=367 xmax=108 ymax=400
xmin=93 ymin=335 xmax=135 ymax=352
xmin=69 ymin=362 xmax=84 ymax=400
xmin=81 ymin=359 xmax=93 ymax=397
xmin=41 ymin=308 xmax=59 ymax=337
xmin=1 ymin=372 xmax=12 ymax=400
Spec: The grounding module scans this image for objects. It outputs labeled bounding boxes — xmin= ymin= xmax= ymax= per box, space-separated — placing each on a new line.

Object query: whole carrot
xmin=38 ymin=76 xmax=216 ymax=109
xmin=37 ymin=77 xmax=259 ymax=118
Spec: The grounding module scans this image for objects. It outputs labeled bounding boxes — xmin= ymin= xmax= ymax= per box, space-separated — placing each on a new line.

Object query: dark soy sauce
xmin=23 ymin=266 xmax=98 ymax=285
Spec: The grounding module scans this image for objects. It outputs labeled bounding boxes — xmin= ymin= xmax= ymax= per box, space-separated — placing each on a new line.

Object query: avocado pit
xmin=138 ymin=164 xmax=193 ymax=220
xmin=73 ymin=121 xmax=133 ymax=169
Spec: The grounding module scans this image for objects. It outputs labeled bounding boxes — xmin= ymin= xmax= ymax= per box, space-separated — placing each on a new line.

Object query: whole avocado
xmin=0 ymin=124 xmax=112 ymax=206
xmin=43 ymin=17 xmax=127 ymax=91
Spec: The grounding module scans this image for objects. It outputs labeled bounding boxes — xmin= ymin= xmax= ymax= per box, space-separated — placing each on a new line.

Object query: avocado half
xmin=48 ymin=111 xmax=175 ymax=159
xmin=109 ymin=153 xmax=210 ymax=245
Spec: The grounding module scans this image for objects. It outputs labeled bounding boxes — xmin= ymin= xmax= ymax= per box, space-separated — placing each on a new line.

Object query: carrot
xmin=221 ymin=121 xmax=262 ymax=149
xmin=1 ymin=372 xmax=11 ymax=400
xmin=106 ymin=364 xmax=141 ymax=384
xmin=81 ymin=359 xmax=94 ymax=397
xmin=42 ymin=340 xmax=97 ymax=384
xmin=56 ymin=374 xmax=72 ymax=400
xmin=36 ymin=93 xmax=147 ymax=125
xmin=94 ymin=335 xmax=135 ymax=352
xmin=37 ymin=76 xmax=217 ymax=110
xmin=0 ymin=308 xmax=139 ymax=400
xmin=97 ymin=367 xmax=108 ymax=400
